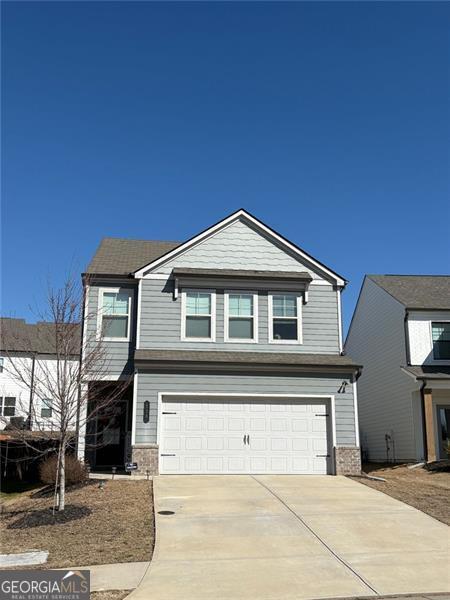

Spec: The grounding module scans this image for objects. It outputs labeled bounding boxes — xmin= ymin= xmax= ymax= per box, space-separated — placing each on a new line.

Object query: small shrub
xmin=39 ymin=454 xmax=88 ymax=485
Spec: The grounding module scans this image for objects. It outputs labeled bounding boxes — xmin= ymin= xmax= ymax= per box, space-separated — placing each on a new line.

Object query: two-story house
xmin=0 ymin=318 xmax=80 ymax=431
xmin=81 ymin=209 xmax=362 ymax=476
xmin=345 ymin=275 xmax=450 ymax=464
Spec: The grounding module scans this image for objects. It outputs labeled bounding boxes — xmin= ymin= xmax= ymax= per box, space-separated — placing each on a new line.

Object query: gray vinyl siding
xmin=134 ymin=371 xmax=356 ymax=446
xmin=139 ymin=279 xmax=340 ymax=353
xmin=154 ymin=219 xmax=329 ymax=282
xmin=85 ymin=283 xmax=137 ymax=379
xmin=345 ymin=278 xmax=419 ymax=461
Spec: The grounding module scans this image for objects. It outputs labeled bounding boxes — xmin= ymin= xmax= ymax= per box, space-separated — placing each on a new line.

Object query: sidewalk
xmin=60 ymin=561 xmax=149 ymax=592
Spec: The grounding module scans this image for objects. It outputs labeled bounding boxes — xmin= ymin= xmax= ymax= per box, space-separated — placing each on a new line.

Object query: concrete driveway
xmin=129 ymin=475 xmax=450 ymax=600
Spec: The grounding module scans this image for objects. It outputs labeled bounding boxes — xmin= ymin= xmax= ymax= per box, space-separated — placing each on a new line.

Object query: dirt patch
xmin=0 ymin=480 xmax=154 ymax=567
xmin=351 ymin=463 xmax=450 ymax=525
xmin=90 ymin=591 xmax=130 ymax=600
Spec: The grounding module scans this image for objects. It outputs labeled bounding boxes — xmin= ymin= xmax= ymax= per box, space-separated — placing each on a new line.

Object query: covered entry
xmin=159 ymin=395 xmax=333 ymax=475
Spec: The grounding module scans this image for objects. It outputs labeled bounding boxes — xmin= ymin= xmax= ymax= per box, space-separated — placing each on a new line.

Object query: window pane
xmin=434 ymin=341 xmax=450 ymax=360
xmin=102 ymin=315 xmax=128 ymax=338
xmin=103 ymin=292 xmax=129 ymax=315
xmin=4 ymin=397 xmax=16 ymax=417
xmin=186 ymin=292 xmax=211 ymax=315
xmin=432 ymin=324 xmax=450 ymax=359
xmin=432 ymin=323 xmax=450 ymax=341
xmin=113 ymin=293 xmax=129 ymax=315
xmin=229 ymin=318 xmax=253 ymax=339
xmin=272 ymin=295 xmax=297 ymax=317
xmin=273 ymin=319 xmax=298 ymax=340
xmin=186 ymin=316 xmax=211 ymax=338
xmin=229 ymin=295 xmax=253 ymax=317
xmin=41 ymin=407 xmax=52 ymax=418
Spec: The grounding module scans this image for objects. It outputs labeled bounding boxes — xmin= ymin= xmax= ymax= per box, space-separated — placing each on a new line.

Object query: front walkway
xmin=128 ymin=475 xmax=450 ymax=600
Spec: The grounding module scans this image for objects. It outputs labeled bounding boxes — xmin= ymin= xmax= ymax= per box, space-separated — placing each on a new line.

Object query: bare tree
xmin=1 ymin=275 xmax=130 ymax=512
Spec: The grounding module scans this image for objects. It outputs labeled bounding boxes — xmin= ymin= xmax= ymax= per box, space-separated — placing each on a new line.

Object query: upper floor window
xmin=432 ymin=322 xmax=450 ymax=360
xmin=269 ymin=293 xmax=302 ymax=343
xmin=0 ymin=397 xmax=16 ymax=417
xmin=225 ymin=293 xmax=258 ymax=342
xmin=182 ymin=290 xmax=216 ymax=341
xmin=41 ymin=398 xmax=53 ymax=418
xmin=98 ymin=288 xmax=132 ymax=341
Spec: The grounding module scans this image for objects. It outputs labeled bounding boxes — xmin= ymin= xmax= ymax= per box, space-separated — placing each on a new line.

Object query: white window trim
xmin=429 ymin=320 xmax=450 ymax=363
xmin=268 ymin=292 xmax=303 ymax=344
xmin=181 ymin=289 xmax=216 ymax=342
xmin=224 ymin=291 xmax=259 ymax=343
xmin=97 ymin=287 xmax=133 ymax=342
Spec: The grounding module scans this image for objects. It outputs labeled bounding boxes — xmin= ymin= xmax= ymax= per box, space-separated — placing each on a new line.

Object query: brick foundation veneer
xmin=131 ymin=444 xmax=159 ymax=475
xmin=335 ymin=446 xmax=361 ymax=475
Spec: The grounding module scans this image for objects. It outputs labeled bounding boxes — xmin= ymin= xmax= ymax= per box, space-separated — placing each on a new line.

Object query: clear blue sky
xmin=2 ymin=1 xmax=449 ymax=332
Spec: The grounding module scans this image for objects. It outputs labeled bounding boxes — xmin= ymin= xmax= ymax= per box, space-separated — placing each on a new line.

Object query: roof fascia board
xmin=134 ymin=209 xmax=346 ymax=285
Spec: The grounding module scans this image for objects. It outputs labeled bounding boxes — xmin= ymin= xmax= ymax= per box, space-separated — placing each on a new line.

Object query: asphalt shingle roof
xmin=368 ymin=275 xmax=450 ymax=310
xmin=0 ymin=318 xmax=80 ymax=355
xmin=402 ymin=365 xmax=450 ymax=380
xmin=135 ymin=349 xmax=360 ymax=371
xmin=86 ymin=238 xmax=181 ymax=276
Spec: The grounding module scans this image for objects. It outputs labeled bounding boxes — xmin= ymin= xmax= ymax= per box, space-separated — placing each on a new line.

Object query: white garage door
xmin=159 ymin=397 xmax=331 ymax=475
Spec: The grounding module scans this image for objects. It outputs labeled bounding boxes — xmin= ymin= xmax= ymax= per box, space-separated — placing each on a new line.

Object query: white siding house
xmin=345 ymin=275 xmax=450 ymax=463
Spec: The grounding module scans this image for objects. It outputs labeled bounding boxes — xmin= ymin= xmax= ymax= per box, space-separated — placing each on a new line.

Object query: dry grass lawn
xmin=0 ymin=480 xmax=154 ymax=568
xmin=352 ymin=463 xmax=450 ymax=525
xmin=90 ymin=591 xmax=130 ymax=600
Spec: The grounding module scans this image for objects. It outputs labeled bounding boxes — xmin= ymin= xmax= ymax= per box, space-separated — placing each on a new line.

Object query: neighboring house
xmin=345 ymin=275 xmax=450 ymax=463
xmin=81 ymin=209 xmax=362 ymax=476
xmin=0 ymin=318 xmax=80 ymax=432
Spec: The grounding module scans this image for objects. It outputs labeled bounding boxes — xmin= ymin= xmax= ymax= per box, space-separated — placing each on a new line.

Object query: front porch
xmin=85 ymin=382 xmax=133 ymax=472
xmin=423 ymin=387 xmax=450 ymax=463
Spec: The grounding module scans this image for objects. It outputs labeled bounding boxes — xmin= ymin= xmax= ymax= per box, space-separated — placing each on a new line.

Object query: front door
xmin=94 ymin=402 xmax=128 ymax=468
xmin=438 ymin=406 xmax=450 ymax=460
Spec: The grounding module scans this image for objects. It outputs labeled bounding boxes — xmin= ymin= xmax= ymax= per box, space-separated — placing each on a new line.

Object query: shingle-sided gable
xmin=140 ymin=216 xmax=342 ymax=283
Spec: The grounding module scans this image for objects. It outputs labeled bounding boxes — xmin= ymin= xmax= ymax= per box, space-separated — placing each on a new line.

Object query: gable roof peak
xmin=133 ymin=208 xmax=347 ymax=285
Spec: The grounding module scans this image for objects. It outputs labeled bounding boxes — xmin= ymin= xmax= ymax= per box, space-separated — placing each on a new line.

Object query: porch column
xmin=424 ymin=389 xmax=436 ymax=463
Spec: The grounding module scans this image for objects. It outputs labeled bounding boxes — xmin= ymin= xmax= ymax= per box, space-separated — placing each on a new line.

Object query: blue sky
xmin=2 ymin=1 xmax=449 ymax=332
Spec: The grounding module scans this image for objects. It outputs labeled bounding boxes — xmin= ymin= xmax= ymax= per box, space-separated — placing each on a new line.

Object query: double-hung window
xmin=269 ymin=293 xmax=302 ymax=343
xmin=41 ymin=398 xmax=53 ymax=418
xmin=225 ymin=293 xmax=258 ymax=342
xmin=1 ymin=397 xmax=16 ymax=417
xmin=98 ymin=288 xmax=132 ymax=341
xmin=182 ymin=290 xmax=215 ymax=341
xmin=432 ymin=322 xmax=450 ymax=360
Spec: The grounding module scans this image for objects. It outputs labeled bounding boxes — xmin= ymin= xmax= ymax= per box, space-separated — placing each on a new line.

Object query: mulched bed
xmin=351 ymin=463 xmax=450 ymax=525
xmin=0 ymin=479 xmax=154 ymax=568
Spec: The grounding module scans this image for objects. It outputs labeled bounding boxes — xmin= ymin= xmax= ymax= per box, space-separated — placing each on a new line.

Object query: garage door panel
xmin=160 ymin=397 xmax=330 ymax=475
xmin=229 ymin=418 xmax=245 ymax=431
xmin=186 ymin=417 xmax=202 ymax=431
xmin=249 ymin=418 xmax=266 ymax=431
xmin=185 ymin=437 xmax=202 ymax=450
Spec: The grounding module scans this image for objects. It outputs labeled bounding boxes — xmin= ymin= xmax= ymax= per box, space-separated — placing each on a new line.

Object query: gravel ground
xmin=0 ymin=479 xmax=154 ymax=568
xmin=351 ymin=463 xmax=450 ymax=525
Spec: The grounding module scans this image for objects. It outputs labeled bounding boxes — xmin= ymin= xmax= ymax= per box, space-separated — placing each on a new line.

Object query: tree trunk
xmin=58 ymin=444 xmax=65 ymax=511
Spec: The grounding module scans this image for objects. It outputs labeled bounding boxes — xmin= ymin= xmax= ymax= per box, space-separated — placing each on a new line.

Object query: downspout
xmin=75 ymin=278 xmax=87 ymax=455
xmin=419 ymin=379 xmax=428 ymax=463
xmin=28 ymin=353 xmax=36 ymax=430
